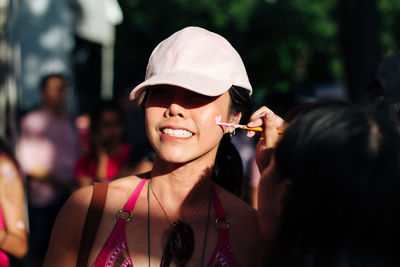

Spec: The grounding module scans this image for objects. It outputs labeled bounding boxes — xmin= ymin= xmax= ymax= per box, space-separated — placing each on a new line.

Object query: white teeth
xmin=162 ymin=128 xmax=193 ymax=137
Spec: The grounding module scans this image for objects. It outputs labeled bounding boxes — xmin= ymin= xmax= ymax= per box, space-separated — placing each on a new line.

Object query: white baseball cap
xmin=129 ymin=26 xmax=252 ymax=100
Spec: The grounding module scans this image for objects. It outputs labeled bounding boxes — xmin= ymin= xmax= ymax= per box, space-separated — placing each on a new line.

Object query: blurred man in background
xmin=16 ymin=74 xmax=80 ymax=266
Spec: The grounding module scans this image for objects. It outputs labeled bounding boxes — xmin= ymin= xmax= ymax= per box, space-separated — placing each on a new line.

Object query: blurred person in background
xmin=252 ymin=100 xmax=400 ymax=267
xmin=0 ymin=139 xmax=28 ymax=267
xmin=16 ymin=73 xmax=80 ymax=266
xmin=75 ymin=100 xmax=152 ymax=187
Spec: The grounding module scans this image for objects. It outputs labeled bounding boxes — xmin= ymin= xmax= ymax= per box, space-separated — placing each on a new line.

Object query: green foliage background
xmin=114 ymin=0 xmax=399 ymax=103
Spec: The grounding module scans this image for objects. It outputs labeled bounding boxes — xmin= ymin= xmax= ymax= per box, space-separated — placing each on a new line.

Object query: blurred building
xmin=5 ymin=0 xmax=122 ymax=119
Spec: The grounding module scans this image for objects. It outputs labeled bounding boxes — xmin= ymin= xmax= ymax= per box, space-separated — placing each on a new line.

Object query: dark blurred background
xmin=1 ymin=0 xmax=400 ymax=148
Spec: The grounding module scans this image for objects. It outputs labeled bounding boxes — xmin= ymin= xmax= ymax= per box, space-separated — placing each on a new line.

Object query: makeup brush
xmin=215 ymin=116 xmax=284 ymax=134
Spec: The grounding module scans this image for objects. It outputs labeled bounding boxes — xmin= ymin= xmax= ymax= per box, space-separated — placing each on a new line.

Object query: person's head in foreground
xmin=44 ymin=26 xmax=264 ymax=267
xmin=258 ymin=100 xmax=400 ymax=267
xmin=367 ymin=52 xmax=400 ymax=127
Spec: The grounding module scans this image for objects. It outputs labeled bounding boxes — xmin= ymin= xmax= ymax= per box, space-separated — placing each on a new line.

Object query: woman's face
xmin=97 ymin=110 xmax=123 ymax=144
xmin=144 ymin=85 xmax=235 ymax=165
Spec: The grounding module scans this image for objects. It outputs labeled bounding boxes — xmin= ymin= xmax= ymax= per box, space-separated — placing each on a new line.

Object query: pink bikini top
xmin=0 ymin=153 xmax=17 ymax=267
xmin=92 ymin=179 xmax=236 ymax=267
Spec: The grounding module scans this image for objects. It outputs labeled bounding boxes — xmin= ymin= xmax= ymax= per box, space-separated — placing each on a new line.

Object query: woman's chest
xmin=89 ymin=201 xmax=220 ymax=267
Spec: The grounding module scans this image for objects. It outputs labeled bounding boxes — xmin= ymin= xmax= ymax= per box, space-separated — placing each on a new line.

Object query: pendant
xmin=161 ymin=220 xmax=195 ymax=267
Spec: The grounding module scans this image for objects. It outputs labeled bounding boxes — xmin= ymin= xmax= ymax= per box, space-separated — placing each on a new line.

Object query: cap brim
xmin=129 ymin=71 xmax=233 ymax=100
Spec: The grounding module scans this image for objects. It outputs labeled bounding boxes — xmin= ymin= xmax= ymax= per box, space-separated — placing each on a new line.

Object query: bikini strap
xmin=212 ymin=184 xmax=230 ymax=230
xmin=115 ymin=178 xmax=147 ymax=222
xmin=124 ymin=178 xmax=147 ymax=211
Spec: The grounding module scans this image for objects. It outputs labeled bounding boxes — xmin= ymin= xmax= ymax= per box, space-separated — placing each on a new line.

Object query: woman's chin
xmin=157 ymin=151 xmax=191 ymax=164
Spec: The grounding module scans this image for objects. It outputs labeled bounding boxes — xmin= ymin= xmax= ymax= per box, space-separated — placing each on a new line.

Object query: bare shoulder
xmin=107 ymin=175 xmax=146 ymax=202
xmin=108 ymin=174 xmax=144 ymax=189
xmin=215 ymin=185 xmax=266 ymax=266
xmin=59 ymin=174 xmax=145 ymax=229
xmin=215 ymin=185 xmax=258 ymax=230
xmin=0 ymin=156 xmax=20 ymax=186
xmin=99 ymin=175 xmax=148 ymax=218
xmin=44 ymin=186 xmax=94 ymax=266
xmin=53 ymin=185 xmax=94 ymax=240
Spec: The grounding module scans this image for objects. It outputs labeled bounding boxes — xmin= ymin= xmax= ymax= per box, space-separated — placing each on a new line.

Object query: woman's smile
xmin=160 ymin=126 xmax=194 ymax=139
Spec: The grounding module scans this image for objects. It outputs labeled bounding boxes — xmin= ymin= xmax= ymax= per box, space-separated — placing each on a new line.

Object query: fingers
xmin=247 ymin=106 xmax=284 ymax=137
xmin=249 ymin=106 xmax=275 ymax=122
xmin=263 ymin=111 xmax=279 ymax=148
xmin=247 ymin=130 xmax=256 ymax=138
xmin=248 ymin=106 xmax=285 ymax=130
xmin=249 ymin=106 xmax=282 ymax=174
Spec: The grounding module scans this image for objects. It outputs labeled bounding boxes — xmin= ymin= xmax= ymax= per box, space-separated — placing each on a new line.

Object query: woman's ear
xmin=229 ymin=111 xmax=242 ymax=125
xmin=223 ymin=112 xmax=242 ymax=135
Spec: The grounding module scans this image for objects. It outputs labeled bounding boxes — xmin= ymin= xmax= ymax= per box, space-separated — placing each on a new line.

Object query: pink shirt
xmin=75 ymin=144 xmax=131 ymax=182
xmin=0 ymin=153 xmax=19 ymax=267
xmin=0 ymin=204 xmax=9 ymax=267
xmin=16 ymin=108 xmax=80 ymax=207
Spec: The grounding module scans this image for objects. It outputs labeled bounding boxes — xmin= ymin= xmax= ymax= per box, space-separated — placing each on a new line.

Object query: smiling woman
xmin=44 ymin=26 xmax=265 ymax=267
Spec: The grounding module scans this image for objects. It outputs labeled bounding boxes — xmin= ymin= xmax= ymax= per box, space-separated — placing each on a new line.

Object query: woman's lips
xmin=160 ymin=126 xmax=194 ymax=139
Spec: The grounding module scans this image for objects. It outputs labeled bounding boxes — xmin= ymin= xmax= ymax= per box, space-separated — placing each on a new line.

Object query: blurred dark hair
xmin=212 ymin=86 xmax=253 ymax=197
xmin=366 ymin=78 xmax=400 ymax=123
xmin=89 ymin=100 xmax=126 ymax=135
xmin=268 ymin=100 xmax=400 ymax=267
xmin=366 ymin=52 xmax=400 ymax=123
xmin=39 ymin=73 xmax=67 ymax=91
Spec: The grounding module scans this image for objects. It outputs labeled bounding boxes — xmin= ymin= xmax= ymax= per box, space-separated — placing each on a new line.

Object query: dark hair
xmin=366 ymin=78 xmax=400 ymax=123
xmin=366 ymin=52 xmax=400 ymax=123
xmin=39 ymin=73 xmax=67 ymax=91
xmin=89 ymin=100 xmax=126 ymax=135
xmin=228 ymin=85 xmax=253 ymax=123
xmin=212 ymin=86 xmax=253 ymax=197
xmin=268 ymin=100 xmax=400 ymax=267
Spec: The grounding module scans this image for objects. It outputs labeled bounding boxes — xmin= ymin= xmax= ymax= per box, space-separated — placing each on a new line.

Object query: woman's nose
xmin=165 ymin=101 xmax=187 ymax=118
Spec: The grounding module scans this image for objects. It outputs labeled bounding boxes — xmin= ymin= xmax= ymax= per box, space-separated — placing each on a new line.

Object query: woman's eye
xmin=188 ymin=92 xmax=214 ymax=102
xmin=149 ymin=87 xmax=166 ymax=96
xmin=147 ymin=87 xmax=173 ymax=101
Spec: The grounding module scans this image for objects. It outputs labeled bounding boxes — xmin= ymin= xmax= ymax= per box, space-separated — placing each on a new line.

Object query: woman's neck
xmin=149 ymin=157 xmax=214 ymax=219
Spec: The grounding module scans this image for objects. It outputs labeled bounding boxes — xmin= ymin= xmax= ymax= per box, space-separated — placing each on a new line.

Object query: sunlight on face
xmin=144 ymin=85 xmax=232 ymax=165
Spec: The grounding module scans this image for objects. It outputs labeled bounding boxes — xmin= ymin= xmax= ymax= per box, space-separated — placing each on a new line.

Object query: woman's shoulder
xmin=108 ymin=174 xmax=147 ymax=191
xmin=0 ymin=152 xmax=16 ymax=167
xmin=215 ymin=184 xmax=257 ymax=220
xmin=215 ymin=185 xmax=260 ymax=236
xmin=106 ymin=174 xmax=148 ymax=203
xmin=0 ymin=153 xmax=21 ymax=183
xmin=215 ymin=185 xmax=266 ymax=266
xmin=67 ymin=174 xmax=148 ymax=212
xmin=56 ymin=175 xmax=146 ymax=233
